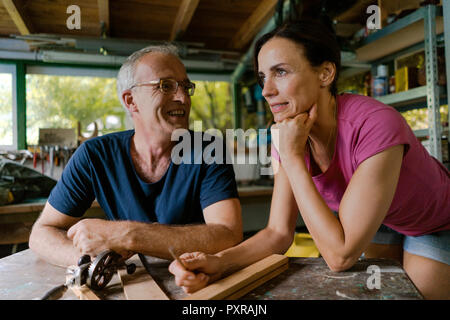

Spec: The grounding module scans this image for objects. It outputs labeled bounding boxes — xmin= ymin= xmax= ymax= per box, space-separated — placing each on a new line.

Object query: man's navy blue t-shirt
xmin=48 ymin=130 xmax=239 ymax=224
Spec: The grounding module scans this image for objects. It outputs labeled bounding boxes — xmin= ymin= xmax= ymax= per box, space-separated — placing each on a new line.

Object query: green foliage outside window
xmin=26 ymin=75 xmax=125 ymax=146
xmin=23 ymin=75 xmax=234 ymax=146
xmin=189 ymin=81 xmax=233 ymax=133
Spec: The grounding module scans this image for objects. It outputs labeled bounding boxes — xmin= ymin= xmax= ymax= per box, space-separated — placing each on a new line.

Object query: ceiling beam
xmin=2 ymin=0 xmax=33 ymax=35
xmin=230 ymin=0 xmax=278 ymax=50
xmin=170 ymin=0 xmax=200 ymax=41
xmin=97 ymin=0 xmax=110 ymax=36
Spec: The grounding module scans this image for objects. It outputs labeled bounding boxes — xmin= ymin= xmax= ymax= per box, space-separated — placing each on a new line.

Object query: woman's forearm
xmin=215 ymin=227 xmax=293 ymax=276
xmin=282 ymin=157 xmax=354 ymax=269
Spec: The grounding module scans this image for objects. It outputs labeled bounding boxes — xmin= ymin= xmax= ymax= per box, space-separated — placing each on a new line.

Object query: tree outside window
xmin=26 ymin=74 xmax=126 ymax=146
xmin=25 ymin=75 xmax=235 ymax=146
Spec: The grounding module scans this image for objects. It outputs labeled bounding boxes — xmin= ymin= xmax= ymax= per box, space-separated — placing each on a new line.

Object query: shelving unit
xmin=375 ymin=85 xmax=445 ymax=108
xmin=353 ymin=4 xmax=447 ymax=162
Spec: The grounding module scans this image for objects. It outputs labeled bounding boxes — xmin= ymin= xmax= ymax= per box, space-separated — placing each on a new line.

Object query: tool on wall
xmin=77 ymin=121 xmax=98 ymax=146
xmin=61 ymin=146 xmax=69 ymax=170
xmin=49 ymin=146 xmax=54 ymax=178
xmin=40 ymin=249 xmax=136 ymax=300
xmin=33 ymin=146 xmax=38 ymax=169
xmin=40 ymin=146 xmax=45 ymax=174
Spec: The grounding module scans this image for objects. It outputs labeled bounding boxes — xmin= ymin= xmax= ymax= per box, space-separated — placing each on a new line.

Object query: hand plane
xmin=41 ymin=249 xmax=136 ymax=300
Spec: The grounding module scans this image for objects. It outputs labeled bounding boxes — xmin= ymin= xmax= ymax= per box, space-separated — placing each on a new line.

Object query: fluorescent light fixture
xmin=41 ymin=50 xmax=126 ymax=66
xmin=41 ymin=50 xmax=236 ymax=71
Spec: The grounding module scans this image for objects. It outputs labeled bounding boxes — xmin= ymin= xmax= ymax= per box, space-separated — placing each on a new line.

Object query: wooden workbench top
xmin=0 ymin=200 xmax=101 ymax=215
xmin=237 ymin=185 xmax=273 ymax=197
xmin=0 ymin=249 xmax=422 ymax=300
xmin=0 ymin=186 xmax=273 ymax=216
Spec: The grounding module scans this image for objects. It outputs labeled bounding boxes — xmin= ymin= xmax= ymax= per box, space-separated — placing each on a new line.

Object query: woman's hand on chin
xmin=271 ymin=104 xmax=318 ymax=162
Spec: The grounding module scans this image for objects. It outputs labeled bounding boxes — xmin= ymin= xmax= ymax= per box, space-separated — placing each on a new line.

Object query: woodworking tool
xmin=40 ymin=250 xmax=136 ymax=300
xmin=40 ymin=146 xmax=45 ymax=174
xmin=49 ymin=146 xmax=54 ymax=177
xmin=168 ymin=246 xmax=187 ymax=269
xmin=33 ymin=146 xmax=37 ymax=168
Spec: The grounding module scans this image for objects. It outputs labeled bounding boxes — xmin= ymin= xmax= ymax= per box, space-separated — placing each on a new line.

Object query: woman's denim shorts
xmin=371 ymin=224 xmax=450 ymax=265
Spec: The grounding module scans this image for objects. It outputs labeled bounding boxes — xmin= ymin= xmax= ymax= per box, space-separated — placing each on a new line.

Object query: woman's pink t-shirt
xmin=272 ymin=93 xmax=450 ymax=236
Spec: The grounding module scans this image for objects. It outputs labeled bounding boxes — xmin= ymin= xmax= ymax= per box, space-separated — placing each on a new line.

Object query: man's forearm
xmin=125 ymin=222 xmax=242 ymax=260
xmin=29 ymin=224 xmax=80 ymax=267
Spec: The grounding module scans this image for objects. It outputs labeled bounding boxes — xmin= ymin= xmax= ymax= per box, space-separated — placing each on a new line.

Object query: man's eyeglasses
xmin=129 ymin=78 xmax=196 ymax=96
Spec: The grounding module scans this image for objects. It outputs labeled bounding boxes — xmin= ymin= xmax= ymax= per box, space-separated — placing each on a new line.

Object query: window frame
xmin=0 ymin=63 xmax=17 ymax=150
xmin=25 ymin=66 xmax=121 ymax=146
xmin=1 ymin=59 xmax=233 ymax=151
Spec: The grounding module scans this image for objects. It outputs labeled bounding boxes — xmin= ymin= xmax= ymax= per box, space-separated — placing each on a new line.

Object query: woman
xmin=169 ymin=18 xmax=450 ymax=299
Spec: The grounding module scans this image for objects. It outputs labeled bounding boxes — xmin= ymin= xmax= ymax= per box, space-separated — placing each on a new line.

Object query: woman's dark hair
xmin=253 ymin=17 xmax=341 ymax=96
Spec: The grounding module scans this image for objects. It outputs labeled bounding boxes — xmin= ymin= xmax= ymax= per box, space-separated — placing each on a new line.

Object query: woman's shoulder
xmin=337 ymin=93 xmax=402 ymax=124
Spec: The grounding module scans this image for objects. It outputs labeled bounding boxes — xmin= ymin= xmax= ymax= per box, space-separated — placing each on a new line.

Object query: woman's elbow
xmin=269 ymin=230 xmax=294 ymax=255
xmin=325 ymin=256 xmax=358 ymax=272
xmin=218 ymin=225 xmax=243 ymax=250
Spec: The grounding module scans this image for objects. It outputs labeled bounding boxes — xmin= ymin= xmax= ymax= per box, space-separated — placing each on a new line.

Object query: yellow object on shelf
xmin=395 ymin=66 xmax=418 ymax=92
xmin=284 ymin=233 xmax=320 ymax=258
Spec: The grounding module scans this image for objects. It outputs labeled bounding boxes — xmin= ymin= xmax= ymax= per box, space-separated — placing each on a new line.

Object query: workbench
xmin=0 ymin=200 xmax=105 ymax=251
xmin=0 ymin=249 xmax=422 ymax=300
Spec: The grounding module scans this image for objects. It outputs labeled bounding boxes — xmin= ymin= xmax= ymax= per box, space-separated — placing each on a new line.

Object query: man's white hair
xmin=116 ymin=43 xmax=180 ymax=111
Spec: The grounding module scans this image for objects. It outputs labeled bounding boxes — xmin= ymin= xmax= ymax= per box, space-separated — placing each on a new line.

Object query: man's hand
xmin=67 ymin=219 xmax=133 ymax=259
xmin=168 ymin=252 xmax=223 ymax=294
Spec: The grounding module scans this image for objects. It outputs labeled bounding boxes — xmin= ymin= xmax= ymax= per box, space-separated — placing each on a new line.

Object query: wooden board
xmin=184 ymin=254 xmax=288 ymax=300
xmin=356 ymin=16 xmax=444 ymax=62
xmin=70 ymin=285 xmax=100 ymax=300
xmin=117 ymin=254 xmax=169 ymax=300
xmin=224 ymin=263 xmax=289 ymax=300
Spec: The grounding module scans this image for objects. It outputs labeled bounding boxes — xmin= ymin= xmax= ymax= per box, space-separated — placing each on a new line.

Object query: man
xmin=29 ymin=44 xmax=243 ymax=267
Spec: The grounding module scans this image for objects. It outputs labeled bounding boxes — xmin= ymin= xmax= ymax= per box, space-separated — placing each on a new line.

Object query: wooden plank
xmin=97 ymin=0 xmax=109 ymax=36
xmin=335 ymin=0 xmax=376 ymax=24
xmin=0 ymin=200 xmax=101 ymax=215
xmin=224 ymin=263 xmax=289 ymax=300
xmin=356 ymin=16 xmax=444 ymax=62
xmin=117 ymin=255 xmax=169 ymax=300
xmin=230 ymin=0 xmax=277 ymax=50
xmin=184 ymin=254 xmax=288 ymax=300
xmin=170 ymin=0 xmax=200 ymax=41
xmin=70 ymin=285 xmax=101 ymax=300
xmin=238 ymin=187 xmax=273 ymax=198
xmin=378 ymin=0 xmax=421 ymax=28
xmin=22 ymin=0 xmax=99 ymax=36
xmin=1 ymin=0 xmax=32 ymax=35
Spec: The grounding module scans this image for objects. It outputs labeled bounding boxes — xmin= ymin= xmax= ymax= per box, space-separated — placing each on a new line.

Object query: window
xmin=25 ymin=67 xmax=127 ymax=146
xmin=189 ymin=81 xmax=233 ymax=133
xmin=0 ymin=64 xmax=15 ymax=149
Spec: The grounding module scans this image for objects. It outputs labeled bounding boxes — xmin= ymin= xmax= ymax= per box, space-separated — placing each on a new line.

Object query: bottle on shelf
xmin=389 ymin=75 xmax=396 ymax=94
xmin=373 ymin=64 xmax=388 ymax=97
